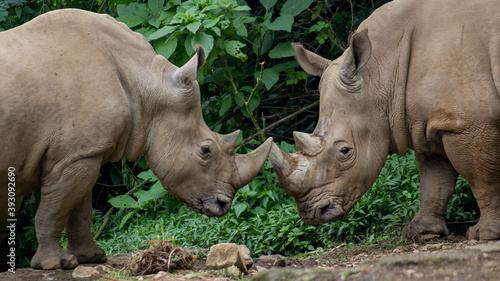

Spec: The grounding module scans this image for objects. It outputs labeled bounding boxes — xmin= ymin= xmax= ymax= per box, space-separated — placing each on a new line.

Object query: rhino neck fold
xmin=356 ymin=0 xmax=415 ymax=156
xmin=95 ymin=22 xmax=175 ymax=161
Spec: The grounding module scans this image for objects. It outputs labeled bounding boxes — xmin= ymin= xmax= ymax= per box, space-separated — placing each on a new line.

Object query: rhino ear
xmin=176 ymin=45 xmax=206 ymax=83
xmin=292 ymin=43 xmax=330 ymax=77
xmin=339 ymin=29 xmax=372 ymax=82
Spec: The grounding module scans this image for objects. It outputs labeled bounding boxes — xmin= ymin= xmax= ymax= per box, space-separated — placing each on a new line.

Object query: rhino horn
xmin=221 ymin=130 xmax=240 ymax=154
xmin=269 ymin=143 xmax=299 ymax=192
xmin=293 ymin=131 xmax=322 ymax=156
xmin=234 ymin=137 xmax=273 ymax=188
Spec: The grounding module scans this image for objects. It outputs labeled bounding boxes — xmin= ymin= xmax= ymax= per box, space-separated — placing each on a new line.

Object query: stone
xmin=466 ymin=242 xmax=500 ymax=253
xmin=206 ymin=243 xmax=247 ymax=273
xmin=257 ymin=254 xmax=286 ymax=267
xmin=154 ymin=271 xmax=168 ymax=279
xmin=237 ymin=244 xmax=253 ymax=268
xmin=252 ymin=268 xmax=355 ymax=281
xmin=226 ymin=265 xmax=240 ymax=277
xmin=71 ymin=266 xmax=97 ymax=279
xmin=421 ymin=243 xmax=445 ymax=251
xmin=255 ymin=265 xmax=267 ymax=272
xmin=378 ymin=249 xmax=483 ymax=266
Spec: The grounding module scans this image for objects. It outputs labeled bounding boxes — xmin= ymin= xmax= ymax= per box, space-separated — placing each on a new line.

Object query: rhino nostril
xmin=319 ymin=203 xmax=345 ymax=222
xmin=216 ymin=195 xmax=231 ymax=213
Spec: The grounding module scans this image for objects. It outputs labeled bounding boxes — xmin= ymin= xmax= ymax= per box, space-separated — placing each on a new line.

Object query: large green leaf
xmin=269 ymin=42 xmax=295 ymax=58
xmin=281 ymin=0 xmax=314 ymax=16
xmin=186 ymin=21 xmax=202 ymax=33
xmin=266 ymin=14 xmax=294 ymax=32
xmin=137 ymin=169 xmax=158 ymax=182
xmin=225 ymin=40 xmax=247 ymax=61
xmin=261 ymin=0 xmax=278 ymax=11
xmin=191 ymin=32 xmax=214 ymax=56
xmin=154 ymin=36 xmax=178 ymax=60
xmin=233 ymin=201 xmax=248 ymax=218
xmin=219 ymin=94 xmax=233 ymax=117
xmin=148 ymin=0 xmax=164 ymax=16
xmin=108 ymin=195 xmax=137 ymax=209
xmin=256 ymin=68 xmax=279 ymax=90
xmin=116 ymin=13 xmax=146 ymax=28
xmin=148 ymin=25 xmax=177 ymax=41
xmin=119 ymin=209 xmax=138 ymax=229
xmin=137 ymin=181 xmax=167 ymax=204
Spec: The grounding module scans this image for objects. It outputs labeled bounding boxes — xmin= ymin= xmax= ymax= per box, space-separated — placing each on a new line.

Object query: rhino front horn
xmin=234 ymin=137 xmax=273 ymax=188
xmin=269 ymin=143 xmax=304 ymax=197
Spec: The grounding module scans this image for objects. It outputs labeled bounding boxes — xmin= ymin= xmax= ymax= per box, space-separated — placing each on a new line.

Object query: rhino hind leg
xmin=31 ymin=156 xmax=101 ymax=270
xmin=441 ymin=131 xmax=500 ymax=240
xmin=65 ymin=194 xmax=106 ymax=264
xmin=403 ymin=153 xmax=458 ymax=240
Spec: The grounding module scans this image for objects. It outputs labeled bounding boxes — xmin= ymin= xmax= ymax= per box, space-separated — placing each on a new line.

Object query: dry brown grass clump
xmin=125 ymin=240 xmax=195 ymax=275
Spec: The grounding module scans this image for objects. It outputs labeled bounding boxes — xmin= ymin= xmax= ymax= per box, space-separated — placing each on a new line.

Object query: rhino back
xmin=0 ymin=9 xmax=157 ymax=193
xmin=355 ymin=0 xmax=500 ymax=153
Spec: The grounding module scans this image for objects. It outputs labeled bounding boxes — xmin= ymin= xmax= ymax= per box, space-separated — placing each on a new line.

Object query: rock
xmin=206 ymin=243 xmax=247 ymax=274
xmin=238 ymin=244 xmax=253 ymax=268
xmin=378 ymin=249 xmax=483 ymax=266
xmin=257 ymin=254 xmax=286 ymax=267
xmin=71 ymin=266 xmax=97 ymax=279
xmin=255 ymin=265 xmax=267 ymax=272
xmin=421 ymin=234 xmax=440 ymax=240
xmin=466 ymin=242 xmax=500 ymax=253
xmin=252 ymin=268 xmax=356 ymax=281
xmin=226 ymin=265 xmax=240 ymax=277
xmin=154 ymin=271 xmax=168 ymax=279
xmin=421 ymin=243 xmax=445 ymax=251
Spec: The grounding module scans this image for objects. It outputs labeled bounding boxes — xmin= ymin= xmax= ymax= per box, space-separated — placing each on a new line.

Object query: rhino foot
xmin=402 ymin=216 xmax=449 ymax=241
xmin=31 ymin=251 xmax=78 ymax=269
xmin=66 ymin=240 xmax=106 ymax=263
xmin=466 ymin=220 xmax=500 ymax=240
xmin=68 ymin=247 xmax=107 ymax=264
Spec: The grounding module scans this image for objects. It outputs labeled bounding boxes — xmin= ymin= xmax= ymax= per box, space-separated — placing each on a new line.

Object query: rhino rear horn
xmin=234 ymin=138 xmax=273 ymax=188
xmin=221 ymin=130 xmax=240 ymax=154
xmin=293 ymin=132 xmax=323 ymax=156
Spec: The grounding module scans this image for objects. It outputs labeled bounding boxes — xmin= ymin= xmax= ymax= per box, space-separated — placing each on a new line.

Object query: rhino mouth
xmin=200 ymin=194 xmax=233 ymax=217
xmin=297 ymin=197 xmax=348 ymax=225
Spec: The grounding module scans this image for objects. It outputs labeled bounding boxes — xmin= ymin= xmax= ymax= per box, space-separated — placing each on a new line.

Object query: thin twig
xmin=238 ymin=101 xmax=319 ymax=147
xmin=167 ymin=249 xmax=175 ymax=272
xmin=93 ymin=179 xmax=150 ymax=240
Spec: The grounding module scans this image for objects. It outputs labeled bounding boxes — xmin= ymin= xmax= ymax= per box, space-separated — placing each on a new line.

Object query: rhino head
xmin=144 ymin=46 xmax=272 ymax=218
xmin=270 ymin=30 xmax=391 ymax=225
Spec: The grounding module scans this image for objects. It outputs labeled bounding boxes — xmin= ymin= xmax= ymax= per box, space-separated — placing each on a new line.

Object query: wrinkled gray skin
xmin=0 ymin=9 xmax=272 ymax=270
xmin=270 ymin=0 xmax=500 ymax=241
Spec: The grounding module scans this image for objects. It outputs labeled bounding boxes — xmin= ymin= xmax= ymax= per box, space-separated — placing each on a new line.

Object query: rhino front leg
xmin=403 ymin=153 xmax=458 ymax=239
xmin=65 ymin=194 xmax=106 ymax=264
xmin=31 ymin=157 xmax=101 ymax=270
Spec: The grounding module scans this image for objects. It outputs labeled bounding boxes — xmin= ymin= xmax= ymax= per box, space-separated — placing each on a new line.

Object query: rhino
xmin=0 ymin=9 xmax=272 ymax=270
xmin=270 ymin=0 xmax=500 ymax=241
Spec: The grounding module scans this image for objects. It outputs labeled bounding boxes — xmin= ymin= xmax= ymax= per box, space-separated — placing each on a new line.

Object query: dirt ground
xmin=2 ymin=235 xmax=500 ymax=281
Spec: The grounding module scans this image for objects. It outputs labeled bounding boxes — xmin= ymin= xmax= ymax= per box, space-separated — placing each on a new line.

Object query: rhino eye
xmin=340 ymin=147 xmax=351 ymax=154
xmin=201 ymin=145 xmax=211 ymax=154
